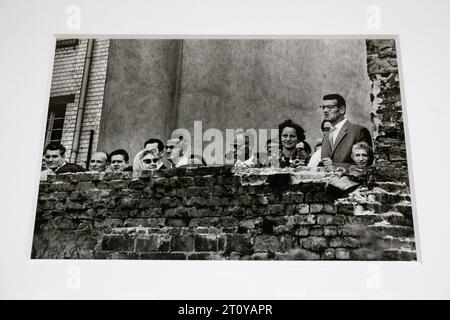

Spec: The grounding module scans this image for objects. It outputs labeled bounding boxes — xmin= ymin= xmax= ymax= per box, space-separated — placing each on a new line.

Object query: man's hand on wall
xmin=321 ymin=158 xmax=333 ymax=167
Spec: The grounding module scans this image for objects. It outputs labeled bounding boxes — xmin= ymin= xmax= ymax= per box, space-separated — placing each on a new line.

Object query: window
xmin=45 ymin=95 xmax=75 ymax=145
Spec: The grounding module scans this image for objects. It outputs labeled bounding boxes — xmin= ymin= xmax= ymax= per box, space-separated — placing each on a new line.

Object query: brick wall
xmin=32 ymin=167 xmax=416 ymax=260
xmin=366 ymin=39 xmax=410 ymax=184
xmin=49 ymin=39 xmax=109 ymax=167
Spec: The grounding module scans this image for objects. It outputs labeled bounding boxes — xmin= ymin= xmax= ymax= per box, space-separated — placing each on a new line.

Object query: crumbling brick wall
xmin=32 ymin=167 xmax=415 ymax=260
xmin=366 ymin=39 xmax=410 ymax=184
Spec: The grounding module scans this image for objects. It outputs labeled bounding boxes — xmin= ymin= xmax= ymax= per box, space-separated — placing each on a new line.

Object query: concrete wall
xmin=98 ymin=39 xmax=372 ymax=160
xmin=98 ymin=40 xmax=182 ymax=156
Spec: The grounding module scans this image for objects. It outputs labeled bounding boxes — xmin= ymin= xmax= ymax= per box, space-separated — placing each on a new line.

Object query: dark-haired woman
xmin=278 ymin=119 xmax=311 ymax=168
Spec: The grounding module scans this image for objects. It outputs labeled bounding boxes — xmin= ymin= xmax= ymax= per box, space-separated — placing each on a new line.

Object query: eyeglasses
xmin=319 ymin=105 xmax=339 ymax=110
xmin=143 ymin=158 xmax=159 ymax=164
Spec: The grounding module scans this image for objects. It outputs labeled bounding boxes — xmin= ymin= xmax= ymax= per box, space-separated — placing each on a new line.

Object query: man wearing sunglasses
xmin=165 ymin=137 xmax=189 ymax=168
xmin=320 ymin=94 xmax=373 ymax=167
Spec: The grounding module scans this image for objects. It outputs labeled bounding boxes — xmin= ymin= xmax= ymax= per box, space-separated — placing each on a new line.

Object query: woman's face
xmin=281 ymin=127 xmax=298 ymax=150
xmin=142 ymin=153 xmax=160 ymax=170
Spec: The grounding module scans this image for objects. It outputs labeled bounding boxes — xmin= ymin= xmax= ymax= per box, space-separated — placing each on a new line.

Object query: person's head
xmin=351 ymin=142 xmax=374 ymax=167
xmin=278 ymin=119 xmax=306 ymax=151
xmin=321 ymin=120 xmax=332 ymax=135
xmin=321 ymin=94 xmax=346 ymax=126
xmin=166 ymin=137 xmax=185 ymax=163
xmin=144 ymin=139 xmax=164 ymax=155
xmin=89 ymin=151 xmax=109 ymax=172
xmin=109 ymin=149 xmax=129 ymax=172
xmin=141 ymin=149 xmax=162 ymax=170
xmin=43 ymin=143 xmax=66 ymax=170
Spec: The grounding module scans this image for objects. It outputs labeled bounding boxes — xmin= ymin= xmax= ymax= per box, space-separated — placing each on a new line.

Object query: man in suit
xmin=42 ymin=142 xmax=85 ymax=174
xmin=320 ymin=94 xmax=373 ymax=167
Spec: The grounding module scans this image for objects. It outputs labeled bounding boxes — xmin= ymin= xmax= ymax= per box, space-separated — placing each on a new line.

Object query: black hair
xmin=323 ymin=93 xmax=346 ymax=108
xmin=278 ymin=119 xmax=306 ymax=144
xmin=144 ymin=138 xmax=164 ymax=152
xmin=110 ymin=149 xmax=129 ymax=162
xmin=44 ymin=142 xmax=66 ymax=156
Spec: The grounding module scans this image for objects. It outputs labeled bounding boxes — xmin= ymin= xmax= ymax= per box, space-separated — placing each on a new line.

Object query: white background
xmin=0 ymin=0 xmax=449 ymax=299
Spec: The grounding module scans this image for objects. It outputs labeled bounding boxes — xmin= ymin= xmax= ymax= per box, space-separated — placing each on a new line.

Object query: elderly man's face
xmin=44 ymin=149 xmax=64 ymax=170
xmin=322 ymin=99 xmax=345 ymax=125
xmin=110 ymin=154 xmax=127 ymax=172
xmin=352 ymin=148 xmax=370 ymax=167
xmin=90 ymin=152 xmax=108 ymax=172
xmin=165 ymin=139 xmax=178 ymax=158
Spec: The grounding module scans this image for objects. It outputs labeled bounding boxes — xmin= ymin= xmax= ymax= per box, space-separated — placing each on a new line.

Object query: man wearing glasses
xmin=320 ymin=94 xmax=373 ymax=167
xmin=165 ymin=137 xmax=189 ymax=168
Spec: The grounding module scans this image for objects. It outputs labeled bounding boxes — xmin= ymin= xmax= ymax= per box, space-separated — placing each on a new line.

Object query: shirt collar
xmin=332 ymin=118 xmax=347 ymax=132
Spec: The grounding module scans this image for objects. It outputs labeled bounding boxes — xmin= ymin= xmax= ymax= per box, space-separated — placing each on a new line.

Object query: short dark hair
xmin=44 ymin=142 xmax=66 ymax=156
xmin=144 ymin=138 xmax=164 ymax=152
xmin=323 ymin=93 xmax=346 ymax=108
xmin=278 ymin=119 xmax=306 ymax=143
xmin=110 ymin=149 xmax=129 ymax=162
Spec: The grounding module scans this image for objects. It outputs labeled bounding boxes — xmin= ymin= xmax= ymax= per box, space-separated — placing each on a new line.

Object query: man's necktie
xmin=329 ymin=126 xmax=336 ymax=149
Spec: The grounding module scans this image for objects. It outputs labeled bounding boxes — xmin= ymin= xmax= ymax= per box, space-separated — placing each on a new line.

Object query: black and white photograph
xmin=32 ymin=38 xmax=417 ymax=261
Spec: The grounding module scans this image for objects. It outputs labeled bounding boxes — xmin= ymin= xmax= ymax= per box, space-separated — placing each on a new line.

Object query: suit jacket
xmin=55 ymin=162 xmax=85 ymax=174
xmin=321 ymin=120 xmax=373 ymax=166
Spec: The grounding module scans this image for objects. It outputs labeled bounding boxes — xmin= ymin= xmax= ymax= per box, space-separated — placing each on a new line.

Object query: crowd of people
xmin=40 ymin=93 xmax=374 ymax=180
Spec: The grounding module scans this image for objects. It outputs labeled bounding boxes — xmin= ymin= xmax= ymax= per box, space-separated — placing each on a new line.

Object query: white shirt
xmin=329 ymin=118 xmax=347 ymax=146
xmin=174 ymin=156 xmax=189 ymax=168
xmin=307 ymin=148 xmax=322 ymax=167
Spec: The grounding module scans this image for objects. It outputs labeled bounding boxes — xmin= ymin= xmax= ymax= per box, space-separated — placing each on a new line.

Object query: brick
xmin=299 ymin=237 xmax=328 ymax=252
xmin=294 ymin=226 xmax=309 ymax=237
xmin=194 ymin=234 xmax=218 ymax=251
xmin=188 ymin=253 xmax=214 ymax=260
xmin=171 ymin=235 xmax=194 ymax=251
xmin=287 ymin=214 xmax=316 ymax=226
xmin=275 ymin=249 xmax=320 ymax=260
xmin=189 ymin=217 xmax=220 ymax=227
xmin=194 ymin=175 xmax=215 ymax=186
xmin=166 ymin=218 xmax=189 ymax=227
xmin=330 ymin=237 xmax=359 ymax=248
xmin=337 ymin=203 xmax=355 ymax=214
xmin=139 ymin=252 xmax=186 ymax=260
xmin=322 ymin=248 xmax=335 ymax=260
xmin=49 ymin=182 xmax=75 ymax=192
xmin=223 ymin=234 xmax=253 ymax=254
xmin=324 ymin=226 xmax=338 ymax=237
xmin=109 ymin=180 xmax=128 ymax=189
xmin=268 ymin=204 xmax=285 ymax=215
xmin=350 ymin=248 xmax=380 ymax=260
xmin=335 ymin=248 xmax=350 ymax=260
xmin=309 ymin=204 xmax=324 ymax=213
xmin=296 ymin=204 xmax=310 ymax=214
xmin=254 ymin=235 xmax=280 ymax=252
xmin=101 ymin=235 xmax=124 ymax=251
xmin=169 ymin=176 xmax=194 ymax=188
